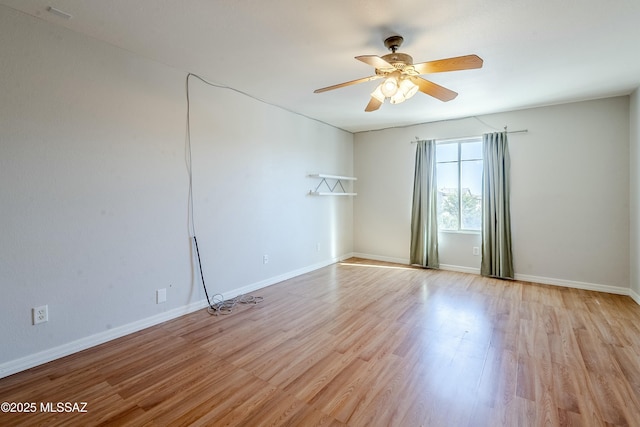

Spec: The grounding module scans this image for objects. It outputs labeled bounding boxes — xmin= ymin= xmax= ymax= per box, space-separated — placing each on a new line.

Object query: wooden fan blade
xmin=365 ymin=96 xmax=383 ymax=112
xmin=314 ymin=75 xmax=381 ymax=93
xmin=411 ymin=77 xmax=458 ymax=102
xmin=355 ymin=55 xmax=395 ymax=71
xmin=413 ymin=54 xmax=483 ymax=74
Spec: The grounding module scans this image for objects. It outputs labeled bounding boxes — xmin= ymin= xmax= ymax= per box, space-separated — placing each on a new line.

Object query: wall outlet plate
xmin=157 ymin=288 xmax=167 ymax=304
xmin=33 ymin=305 xmax=48 ymax=324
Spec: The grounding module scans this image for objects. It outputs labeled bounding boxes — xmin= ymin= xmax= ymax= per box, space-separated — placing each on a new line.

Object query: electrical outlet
xmin=33 ymin=305 xmax=48 ymax=325
xmin=156 ymin=288 xmax=167 ymax=304
xmin=263 ymin=254 xmax=269 ymax=264
xmin=473 ymin=247 xmax=480 ymax=256
xmin=316 ymin=243 xmax=320 ymax=252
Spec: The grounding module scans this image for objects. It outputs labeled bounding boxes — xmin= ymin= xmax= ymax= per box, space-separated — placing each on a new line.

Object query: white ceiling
xmin=2 ymin=0 xmax=640 ymax=133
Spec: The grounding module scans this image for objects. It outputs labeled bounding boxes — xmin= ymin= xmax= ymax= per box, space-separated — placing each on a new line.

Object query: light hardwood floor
xmin=1 ymin=258 xmax=640 ymax=426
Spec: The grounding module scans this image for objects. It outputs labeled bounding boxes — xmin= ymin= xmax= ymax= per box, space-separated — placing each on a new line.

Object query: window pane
xmin=460 ymin=159 xmax=483 ymax=230
xmin=436 ymin=142 xmax=458 ymax=163
xmin=461 ymin=140 xmax=482 ymax=160
xmin=436 ymin=162 xmax=459 ymax=230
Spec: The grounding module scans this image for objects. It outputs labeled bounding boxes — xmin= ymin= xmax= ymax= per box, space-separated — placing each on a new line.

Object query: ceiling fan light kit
xmin=314 ymin=35 xmax=483 ymax=112
xmin=381 ymin=75 xmax=399 ymax=97
xmin=389 ymin=77 xmax=420 ymax=104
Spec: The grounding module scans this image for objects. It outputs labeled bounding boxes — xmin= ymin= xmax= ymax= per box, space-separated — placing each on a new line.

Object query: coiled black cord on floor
xmin=205 ymin=293 xmax=264 ymax=316
xmin=192 ymin=236 xmax=263 ymax=316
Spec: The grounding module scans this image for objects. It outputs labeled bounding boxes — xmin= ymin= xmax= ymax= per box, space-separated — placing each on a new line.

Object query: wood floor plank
xmin=1 ymin=257 xmax=640 ymax=426
xmin=305 ymin=356 xmax=369 ymax=414
xmin=281 ymin=350 xmax=357 ymax=402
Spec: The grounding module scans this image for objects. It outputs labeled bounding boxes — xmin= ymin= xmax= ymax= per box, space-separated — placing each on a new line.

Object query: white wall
xmin=631 ymin=89 xmax=640 ymax=302
xmin=354 ymin=97 xmax=630 ymax=292
xmin=0 ymin=6 xmax=353 ymax=376
xmin=187 ymin=78 xmax=354 ymax=290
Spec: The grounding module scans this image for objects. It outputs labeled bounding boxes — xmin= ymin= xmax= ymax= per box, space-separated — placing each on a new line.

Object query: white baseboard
xmin=439 ymin=264 xmax=481 ymax=275
xmin=351 ymin=253 xmax=482 ymax=275
xmin=513 ymin=273 xmax=629 ymax=295
xmin=352 ymin=253 xmax=635 ymax=300
xmin=222 ymin=254 xmax=352 ymax=299
xmin=0 ymin=255 xmax=349 ymax=380
xmin=351 ymin=252 xmax=409 ymax=265
xmin=0 ymin=299 xmax=209 ymax=380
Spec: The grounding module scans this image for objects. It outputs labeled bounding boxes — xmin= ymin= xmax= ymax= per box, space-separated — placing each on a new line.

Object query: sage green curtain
xmin=481 ymin=132 xmax=514 ymax=278
xmin=410 ymin=140 xmax=439 ymax=268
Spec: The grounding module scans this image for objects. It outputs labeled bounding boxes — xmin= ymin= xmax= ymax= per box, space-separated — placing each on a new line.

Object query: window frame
xmin=435 ymin=136 xmax=483 ymax=233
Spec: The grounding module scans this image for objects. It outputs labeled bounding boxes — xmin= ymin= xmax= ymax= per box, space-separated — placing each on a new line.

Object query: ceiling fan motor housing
xmin=381 ymin=52 xmax=414 ymax=69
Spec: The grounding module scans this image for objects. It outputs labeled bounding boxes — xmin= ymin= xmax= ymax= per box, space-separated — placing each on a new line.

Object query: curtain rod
xmin=410 ymin=129 xmax=528 ymax=144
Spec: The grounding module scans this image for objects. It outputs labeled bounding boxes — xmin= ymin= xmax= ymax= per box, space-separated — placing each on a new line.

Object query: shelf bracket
xmin=308 ymin=174 xmax=357 ymax=196
xmin=314 ymin=177 xmax=347 ymax=193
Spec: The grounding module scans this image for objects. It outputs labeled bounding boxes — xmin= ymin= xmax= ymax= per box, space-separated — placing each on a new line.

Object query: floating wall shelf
xmin=308 ymin=174 xmax=357 ymax=196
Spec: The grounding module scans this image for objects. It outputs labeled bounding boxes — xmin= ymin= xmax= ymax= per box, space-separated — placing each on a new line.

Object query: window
xmin=436 ymin=137 xmax=483 ymax=231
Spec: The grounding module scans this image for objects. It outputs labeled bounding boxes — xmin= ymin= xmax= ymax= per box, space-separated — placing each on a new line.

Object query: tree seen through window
xmin=435 ymin=138 xmax=483 ymax=231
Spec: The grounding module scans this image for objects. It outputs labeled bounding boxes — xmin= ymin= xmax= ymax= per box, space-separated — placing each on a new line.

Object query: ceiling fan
xmin=314 ymin=35 xmax=483 ymax=112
